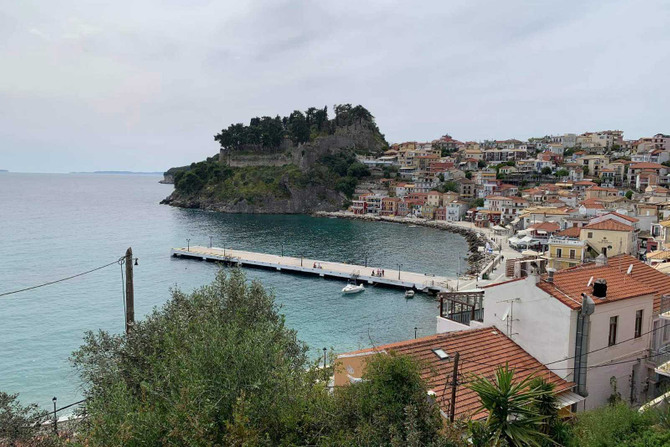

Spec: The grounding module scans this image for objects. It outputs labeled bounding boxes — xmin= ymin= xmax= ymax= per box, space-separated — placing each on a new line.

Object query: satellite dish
xmin=627 ymin=264 xmax=633 ymax=275
xmin=587 ymin=276 xmax=594 ymax=287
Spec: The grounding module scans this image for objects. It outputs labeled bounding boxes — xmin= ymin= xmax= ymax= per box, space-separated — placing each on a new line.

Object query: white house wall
xmin=482 ymin=276 xmax=575 ymax=378
xmin=582 ymin=294 xmax=653 ymax=409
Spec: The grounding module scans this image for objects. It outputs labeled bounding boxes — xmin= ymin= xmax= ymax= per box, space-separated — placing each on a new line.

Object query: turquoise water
xmin=0 ymin=173 xmax=468 ymax=409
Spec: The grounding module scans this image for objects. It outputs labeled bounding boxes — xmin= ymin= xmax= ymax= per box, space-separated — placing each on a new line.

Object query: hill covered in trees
xmin=161 ymin=104 xmax=387 ymax=213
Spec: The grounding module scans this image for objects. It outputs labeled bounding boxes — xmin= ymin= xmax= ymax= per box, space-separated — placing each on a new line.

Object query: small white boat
xmin=405 ymin=290 xmax=415 ymax=299
xmin=342 ymin=284 xmax=365 ymax=295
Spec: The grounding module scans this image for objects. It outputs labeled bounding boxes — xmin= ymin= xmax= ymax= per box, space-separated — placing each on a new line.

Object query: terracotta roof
xmin=603 ymin=211 xmax=639 ymax=223
xmin=631 ymin=162 xmax=665 ymax=170
xmin=582 ymin=220 xmax=633 ymax=232
xmin=528 ymin=221 xmax=560 ymax=232
xmin=574 ymin=181 xmax=597 ymax=186
xmin=537 ymin=255 xmax=661 ymax=310
xmin=338 ymin=328 xmax=571 ymax=420
xmin=555 ymin=226 xmax=581 ymax=238
xmin=606 ymin=256 xmax=670 ymax=313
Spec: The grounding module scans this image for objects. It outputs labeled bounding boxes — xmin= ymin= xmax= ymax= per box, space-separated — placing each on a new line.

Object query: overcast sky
xmin=1 ymin=0 xmax=668 ymax=173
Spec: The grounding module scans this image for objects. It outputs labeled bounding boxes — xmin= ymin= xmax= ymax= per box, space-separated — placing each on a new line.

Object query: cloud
xmin=28 ymin=27 xmax=49 ymax=40
xmin=0 ymin=0 xmax=669 ymax=172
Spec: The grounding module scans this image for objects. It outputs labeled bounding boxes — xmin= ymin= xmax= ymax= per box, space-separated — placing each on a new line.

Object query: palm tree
xmin=469 ymin=364 xmax=548 ymax=447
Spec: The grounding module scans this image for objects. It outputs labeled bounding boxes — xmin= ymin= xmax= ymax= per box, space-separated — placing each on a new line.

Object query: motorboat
xmin=405 ymin=290 xmax=415 ymax=299
xmin=342 ymin=283 xmax=365 ymax=295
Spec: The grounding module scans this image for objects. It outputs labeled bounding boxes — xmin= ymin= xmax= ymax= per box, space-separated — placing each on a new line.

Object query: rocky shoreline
xmin=313 ymin=211 xmax=496 ymax=276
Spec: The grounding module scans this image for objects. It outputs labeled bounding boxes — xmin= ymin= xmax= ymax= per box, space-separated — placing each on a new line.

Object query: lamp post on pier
xmin=397 ymin=263 xmax=403 ymax=280
xmin=52 ymin=397 xmax=58 ymax=434
xmin=209 ymin=236 xmax=213 ymax=248
xmin=281 ymin=242 xmax=284 ymax=257
xmin=186 ymin=238 xmax=191 ymax=252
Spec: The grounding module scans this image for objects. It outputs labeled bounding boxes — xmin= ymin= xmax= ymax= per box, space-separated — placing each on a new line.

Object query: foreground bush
xmin=71 ymin=270 xmax=326 ymax=446
xmin=570 ymin=401 xmax=670 ymax=447
xmin=70 ymin=270 xmax=455 ymax=446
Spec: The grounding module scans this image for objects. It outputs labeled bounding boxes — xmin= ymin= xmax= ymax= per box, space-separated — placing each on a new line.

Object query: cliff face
xmin=162 ymin=181 xmax=345 ymax=213
xmin=161 ymin=109 xmax=387 ymax=214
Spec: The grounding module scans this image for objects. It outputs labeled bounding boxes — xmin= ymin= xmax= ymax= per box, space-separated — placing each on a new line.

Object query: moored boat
xmin=405 ymin=290 xmax=415 ymax=299
xmin=342 ymin=283 xmax=365 ymax=295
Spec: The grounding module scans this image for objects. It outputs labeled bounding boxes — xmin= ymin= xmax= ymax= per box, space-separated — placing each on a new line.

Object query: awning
xmin=521 ymin=235 xmax=534 ymax=243
xmin=556 ymin=391 xmax=586 ymax=409
xmin=508 ymin=236 xmax=521 ymax=244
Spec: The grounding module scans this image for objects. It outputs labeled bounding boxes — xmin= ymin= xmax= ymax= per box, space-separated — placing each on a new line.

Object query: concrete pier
xmin=171 ymin=246 xmax=453 ymax=293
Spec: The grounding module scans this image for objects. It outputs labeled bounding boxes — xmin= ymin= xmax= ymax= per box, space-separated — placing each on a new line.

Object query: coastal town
xmin=328 ymin=129 xmax=670 ymax=421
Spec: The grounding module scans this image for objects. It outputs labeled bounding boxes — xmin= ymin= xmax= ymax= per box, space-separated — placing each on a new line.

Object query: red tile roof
xmin=604 ymin=211 xmax=639 ymax=223
xmin=529 ymin=221 xmax=561 ymax=232
xmin=631 ymin=162 xmax=665 ymax=170
xmin=338 ymin=328 xmax=571 ymax=420
xmin=583 ymin=220 xmax=633 ymax=232
xmin=537 ymin=255 xmax=666 ymax=310
xmin=555 ymin=226 xmax=581 ymax=238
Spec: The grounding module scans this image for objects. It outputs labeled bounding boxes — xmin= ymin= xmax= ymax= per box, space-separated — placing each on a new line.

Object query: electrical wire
xmin=0 ymin=258 xmax=124 ymax=298
xmin=452 ymin=320 xmax=670 ymax=374
xmin=459 ymin=349 xmax=667 ymax=376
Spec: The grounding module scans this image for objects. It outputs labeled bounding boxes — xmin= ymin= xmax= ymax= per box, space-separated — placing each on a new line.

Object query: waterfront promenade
xmin=172 ymin=246 xmax=454 ymax=293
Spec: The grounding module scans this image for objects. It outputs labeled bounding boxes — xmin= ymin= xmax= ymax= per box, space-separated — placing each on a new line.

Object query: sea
xmin=0 ymin=173 xmax=468 ymax=410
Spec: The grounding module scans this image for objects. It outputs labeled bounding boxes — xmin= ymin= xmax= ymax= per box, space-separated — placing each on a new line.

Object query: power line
xmin=0 ymin=258 xmax=123 ymax=298
xmin=454 ymin=319 xmax=670 ymax=375
xmin=460 ymin=349 xmax=666 ymax=376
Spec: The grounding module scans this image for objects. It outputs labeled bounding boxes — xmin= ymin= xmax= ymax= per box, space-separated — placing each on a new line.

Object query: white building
xmin=478 ymin=255 xmax=670 ymax=410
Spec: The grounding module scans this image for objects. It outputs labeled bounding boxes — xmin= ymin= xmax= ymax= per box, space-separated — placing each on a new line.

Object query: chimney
xmin=546 ymin=268 xmax=556 ymax=283
xmin=595 ymin=252 xmax=608 ymax=267
xmin=593 ymin=279 xmax=607 ymax=299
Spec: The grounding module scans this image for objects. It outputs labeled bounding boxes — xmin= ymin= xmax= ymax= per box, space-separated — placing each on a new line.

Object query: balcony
xmin=438 ymin=291 xmax=484 ymax=327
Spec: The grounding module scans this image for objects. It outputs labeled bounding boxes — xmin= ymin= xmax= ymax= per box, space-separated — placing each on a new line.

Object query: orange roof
xmin=582 ymin=220 xmax=633 ymax=232
xmin=338 ymin=328 xmax=571 ymax=420
xmin=631 ymin=162 xmax=665 ymax=170
xmin=604 ymin=211 xmax=639 ymax=223
xmin=529 ymin=221 xmax=560 ymax=232
xmin=555 ymin=226 xmax=581 ymax=238
xmin=538 ymin=255 xmax=670 ymax=312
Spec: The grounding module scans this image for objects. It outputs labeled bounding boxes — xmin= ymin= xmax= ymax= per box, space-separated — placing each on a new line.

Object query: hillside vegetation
xmin=161 ymin=104 xmax=386 ymax=213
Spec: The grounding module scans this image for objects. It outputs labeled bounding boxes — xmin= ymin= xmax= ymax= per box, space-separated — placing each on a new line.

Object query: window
xmin=588 ymin=232 xmax=593 ymax=238
xmin=569 ymin=249 xmax=576 ymax=259
xmin=609 ymin=316 xmax=618 ymax=346
xmin=634 ymin=310 xmax=643 ymax=338
xmin=556 ymin=248 xmax=563 ymax=258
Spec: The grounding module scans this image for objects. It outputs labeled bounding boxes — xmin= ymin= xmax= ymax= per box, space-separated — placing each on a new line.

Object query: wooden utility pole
xmin=125 ymin=247 xmax=135 ymax=334
xmin=449 ymin=352 xmax=460 ymax=422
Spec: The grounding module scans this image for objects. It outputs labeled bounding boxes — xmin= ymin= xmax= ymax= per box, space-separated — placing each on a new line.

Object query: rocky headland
xmin=161 ymin=105 xmax=387 ymax=214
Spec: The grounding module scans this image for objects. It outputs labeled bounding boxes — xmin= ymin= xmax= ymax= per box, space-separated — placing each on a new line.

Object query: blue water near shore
xmin=0 ymin=173 xmax=468 ymax=409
